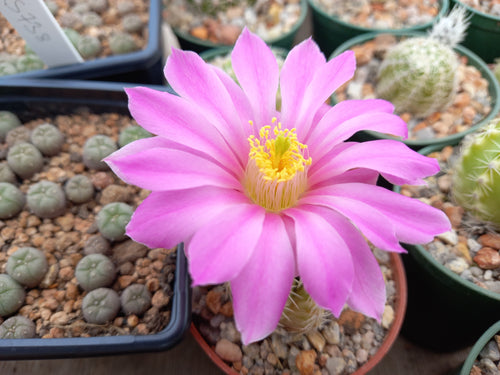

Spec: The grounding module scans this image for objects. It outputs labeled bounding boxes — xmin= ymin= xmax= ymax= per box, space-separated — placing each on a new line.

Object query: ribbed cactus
xmin=376 ymin=7 xmax=469 ymax=118
xmin=278 ymin=279 xmax=329 ymax=335
xmin=452 ymin=120 xmax=500 ymax=228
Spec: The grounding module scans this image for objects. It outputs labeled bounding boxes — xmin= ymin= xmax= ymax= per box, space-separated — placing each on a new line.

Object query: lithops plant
xmin=83 ymin=235 xmax=111 ymax=255
xmin=120 ymin=283 xmax=152 ymax=315
xmin=26 ymin=180 xmax=66 ymax=218
xmin=30 ymin=123 xmax=64 ymax=156
xmin=64 ymin=174 xmax=95 ymax=204
xmin=96 ymin=202 xmax=134 ymax=241
xmin=451 ymin=119 xmax=500 ymax=229
xmin=7 ymin=142 xmax=44 ymax=179
xmin=109 ymin=32 xmax=138 ymax=55
xmin=75 ymin=253 xmax=116 ymax=291
xmin=82 ymin=134 xmax=118 ymax=170
xmin=278 ymin=279 xmax=330 ymax=335
xmin=6 ymin=247 xmax=48 ymax=288
xmin=118 ymin=125 xmax=152 ymax=147
xmin=0 ymin=162 xmax=17 ymax=184
xmin=0 ymin=316 xmax=36 ymax=338
xmin=0 ymin=274 xmax=25 ymax=317
xmin=82 ymin=287 xmax=120 ymax=324
xmin=0 ymin=182 xmax=25 ymax=219
xmin=0 ymin=111 xmax=21 ymax=142
xmin=5 ymin=126 xmax=31 ymax=147
xmin=15 ymin=54 xmax=44 ymax=73
xmin=376 ymin=7 xmax=470 ymax=117
xmin=76 ymin=35 xmax=102 ymax=59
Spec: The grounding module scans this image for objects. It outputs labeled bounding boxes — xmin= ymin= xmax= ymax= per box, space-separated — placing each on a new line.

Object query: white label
xmin=0 ymin=0 xmax=84 ymax=68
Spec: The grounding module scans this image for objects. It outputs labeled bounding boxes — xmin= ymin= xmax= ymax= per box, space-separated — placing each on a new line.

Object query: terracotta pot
xmin=191 ymin=252 xmax=407 ymax=375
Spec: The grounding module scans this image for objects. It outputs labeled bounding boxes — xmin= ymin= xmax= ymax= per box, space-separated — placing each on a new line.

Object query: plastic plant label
xmin=0 ymin=0 xmax=84 ymax=68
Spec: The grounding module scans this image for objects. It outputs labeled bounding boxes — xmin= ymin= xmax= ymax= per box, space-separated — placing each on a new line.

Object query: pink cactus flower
xmin=105 ymin=29 xmax=451 ymax=344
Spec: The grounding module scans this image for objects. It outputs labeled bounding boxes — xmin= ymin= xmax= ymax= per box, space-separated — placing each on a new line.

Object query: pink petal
xmin=308 ymin=183 xmax=451 ymax=245
xmin=231 ymin=29 xmax=279 ymax=127
xmin=310 ymin=140 xmax=440 ymax=187
xmin=125 ymin=87 xmax=242 ymax=174
xmin=231 ymin=214 xmax=295 ymax=344
xmin=280 ymin=38 xmax=326 ymax=131
xmin=301 ymin=190 xmax=406 ymax=253
xmin=126 ymin=187 xmax=249 ymax=249
xmin=285 ymin=207 xmax=354 ymax=316
xmin=188 ymin=204 xmax=266 ymax=285
xmin=306 ymin=206 xmax=386 ymax=320
xmin=311 ymin=168 xmax=379 ymax=189
xmin=105 ymin=138 xmax=240 ymax=191
xmin=165 ymin=48 xmax=248 ymax=164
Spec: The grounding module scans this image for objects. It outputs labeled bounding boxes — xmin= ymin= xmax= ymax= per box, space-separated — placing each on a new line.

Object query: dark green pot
xmin=330 ymin=31 xmax=500 ymax=151
xmin=308 ymin=0 xmax=449 ymax=58
xmin=459 ymin=320 xmax=500 ymax=374
xmin=171 ymin=0 xmax=307 ymax=53
xmin=395 ymin=144 xmax=500 ymax=352
xmin=452 ymin=0 xmax=500 ymax=63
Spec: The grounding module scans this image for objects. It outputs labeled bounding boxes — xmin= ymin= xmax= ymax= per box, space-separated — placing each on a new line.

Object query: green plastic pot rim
xmin=330 ymin=30 xmax=500 ymax=149
xmin=307 ymin=0 xmax=449 ymax=34
xmin=171 ymin=0 xmax=308 ymax=50
xmin=460 ymin=320 xmax=500 ymax=374
xmin=452 ymin=0 xmax=500 ymax=24
xmin=394 ymin=143 xmax=500 ymax=305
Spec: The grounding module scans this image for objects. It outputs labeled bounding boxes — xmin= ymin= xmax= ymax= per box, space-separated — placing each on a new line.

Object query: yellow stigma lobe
xmin=244 ymin=119 xmax=311 ymax=212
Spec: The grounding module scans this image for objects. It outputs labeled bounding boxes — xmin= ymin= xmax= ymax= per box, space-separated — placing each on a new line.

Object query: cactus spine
xmin=376 ymin=7 xmax=469 ymax=117
xmin=452 ymin=119 xmax=500 ymax=228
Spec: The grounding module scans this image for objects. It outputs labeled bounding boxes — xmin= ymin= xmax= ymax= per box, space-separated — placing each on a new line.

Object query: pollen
xmin=243 ymin=119 xmax=311 ymax=212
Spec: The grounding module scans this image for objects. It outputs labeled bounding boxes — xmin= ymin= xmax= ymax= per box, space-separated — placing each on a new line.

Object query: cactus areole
xmin=452 ymin=120 xmax=500 ymax=228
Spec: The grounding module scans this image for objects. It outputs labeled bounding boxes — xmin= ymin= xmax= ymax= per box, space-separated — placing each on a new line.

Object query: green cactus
xmin=82 ymin=287 xmax=120 ymax=324
xmin=116 ymin=0 xmax=135 ymax=15
xmin=118 ymin=125 xmax=152 ymax=147
xmin=0 ymin=182 xmax=25 ymax=219
xmin=44 ymin=0 xmax=59 ymax=15
xmin=376 ymin=7 xmax=469 ymax=117
xmin=0 ymin=274 xmax=25 ymax=317
xmin=82 ymin=11 xmax=103 ymax=27
xmin=451 ymin=119 xmax=500 ymax=228
xmin=96 ymin=202 xmax=134 ymax=241
xmin=76 ymin=35 xmax=102 ymax=59
xmin=88 ymin=0 xmax=108 ymax=13
xmin=30 ymin=123 xmax=64 ymax=156
xmin=64 ymin=174 xmax=94 ymax=204
xmin=0 ymin=62 xmax=17 ymax=76
xmin=83 ymin=234 xmax=111 ymax=255
xmin=82 ymin=134 xmax=117 ymax=171
xmin=0 ymin=315 xmax=36 ymax=338
xmin=0 ymin=162 xmax=18 ymax=184
xmin=15 ymin=55 xmax=44 ymax=73
xmin=0 ymin=111 xmax=21 ymax=142
xmin=6 ymin=126 xmax=31 ymax=147
xmin=26 ymin=180 xmax=66 ymax=219
xmin=75 ymin=254 xmax=116 ymax=291
xmin=122 ymin=14 xmax=143 ymax=33
xmin=7 ymin=142 xmax=44 ymax=180
xmin=186 ymin=0 xmax=255 ymax=17
xmin=6 ymin=247 xmax=48 ymax=288
xmin=120 ymin=283 xmax=152 ymax=315
xmin=109 ymin=32 xmax=138 ymax=55
xmin=278 ymin=279 xmax=329 ymax=334
xmin=63 ymin=28 xmax=81 ymax=47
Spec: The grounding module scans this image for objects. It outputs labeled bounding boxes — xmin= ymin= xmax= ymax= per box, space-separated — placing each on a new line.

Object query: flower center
xmin=243 ymin=119 xmax=311 ymax=212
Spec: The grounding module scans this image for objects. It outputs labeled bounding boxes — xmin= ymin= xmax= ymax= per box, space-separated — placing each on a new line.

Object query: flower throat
xmin=243 ymin=118 xmax=311 ymax=212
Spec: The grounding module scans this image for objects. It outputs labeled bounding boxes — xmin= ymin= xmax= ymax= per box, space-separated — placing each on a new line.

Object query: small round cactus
xmin=76 ymin=35 xmax=102 ymax=59
xmin=6 ymin=247 xmax=48 ymax=288
xmin=82 ymin=287 xmax=120 ymax=324
xmin=82 ymin=134 xmax=117 ymax=170
xmin=0 ymin=274 xmax=25 ymax=317
xmin=0 ymin=111 xmax=21 ymax=142
xmin=26 ymin=180 xmax=66 ymax=219
xmin=88 ymin=0 xmax=108 ymax=12
xmin=0 ymin=162 xmax=17 ymax=183
xmin=118 ymin=125 xmax=152 ymax=147
xmin=30 ymin=123 xmax=64 ymax=156
xmin=44 ymin=0 xmax=59 ymax=15
xmin=452 ymin=119 xmax=500 ymax=228
xmin=0 ymin=62 xmax=17 ymax=77
xmin=7 ymin=142 xmax=44 ymax=180
xmin=0 ymin=315 xmax=36 ymax=338
xmin=82 ymin=11 xmax=103 ymax=27
xmin=0 ymin=182 xmax=25 ymax=219
xmin=376 ymin=7 xmax=468 ymax=118
xmin=64 ymin=28 xmax=81 ymax=47
xmin=120 ymin=283 xmax=151 ymax=315
xmin=122 ymin=14 xmax=143 ymax=33
xmin=83 ymin=234 xmax=111 ymax=255
xmin=15 ymin=55 xmax=44 ymax=73
xmin=278 ymin=279 xmax=329 ymax=334
xmin=109 ymin=32 xmax=138 ymax=55
xmin=96 ymin=202 xmax=133 ymax=241
xmin=6 ymin=126 xmax=31 ymax=147
xmin=64 ymin=174 xmax=94 ymax=204
xmin=75 ymin=253 xmax=116 ymax=291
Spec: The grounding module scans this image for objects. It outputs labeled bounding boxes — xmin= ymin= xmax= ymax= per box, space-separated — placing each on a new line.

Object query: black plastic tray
xmin=0 ymin=79 xmax=190 ymax=360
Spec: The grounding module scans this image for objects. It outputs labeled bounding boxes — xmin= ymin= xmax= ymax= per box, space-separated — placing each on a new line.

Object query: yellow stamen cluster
xmin=244 ymin=119 xmax=311 ymax=212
